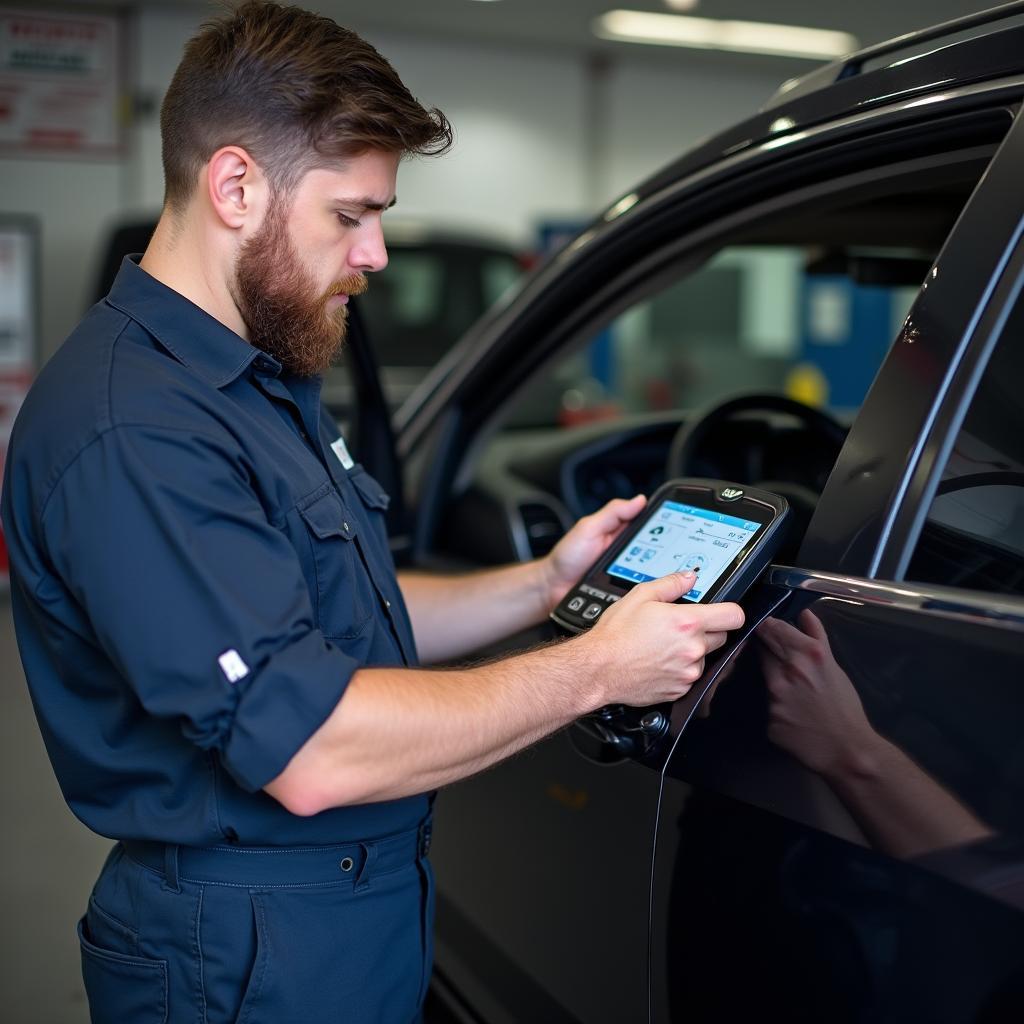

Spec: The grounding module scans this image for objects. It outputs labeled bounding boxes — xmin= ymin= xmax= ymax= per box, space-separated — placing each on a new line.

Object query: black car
xmin=341 ymin=6 xmax=1024 ymax=1021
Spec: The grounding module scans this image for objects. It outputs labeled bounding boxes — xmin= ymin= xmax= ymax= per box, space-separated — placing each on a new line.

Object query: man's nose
xmin=350 ymin=225 xmax=388 ymax=273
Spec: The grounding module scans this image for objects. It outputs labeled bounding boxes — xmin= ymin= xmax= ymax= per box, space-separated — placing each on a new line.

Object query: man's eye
xmin=337 ymin=213 xmax=361 ymax=228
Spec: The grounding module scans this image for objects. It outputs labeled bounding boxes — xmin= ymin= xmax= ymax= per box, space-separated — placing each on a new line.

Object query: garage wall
xmin=0 ymin=158 xmax=124 ymax=362
xmin=134 ymin=12 xmax=592 ymax=244
xmin=3 ymin=6 xmax=800 ymax=359
xmin=601 ymin=57 xmax=787 ymax=201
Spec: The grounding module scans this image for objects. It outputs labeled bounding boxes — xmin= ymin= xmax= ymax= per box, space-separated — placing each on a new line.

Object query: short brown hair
xmin=160 ymin=1 xmax=452 ymax=210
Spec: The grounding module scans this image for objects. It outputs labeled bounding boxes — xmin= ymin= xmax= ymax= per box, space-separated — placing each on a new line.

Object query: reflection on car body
xmin=360 ymin=6 xmax=1024 ymax=1022
xmin=757 ymin=610 xmax=994 ymax=861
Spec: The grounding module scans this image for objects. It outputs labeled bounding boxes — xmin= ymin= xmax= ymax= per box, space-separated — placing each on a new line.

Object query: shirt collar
xmin=104 ymin=255 xmax=282 ymax=388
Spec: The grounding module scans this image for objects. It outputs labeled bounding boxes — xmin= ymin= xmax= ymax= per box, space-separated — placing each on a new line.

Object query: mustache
xmin=323 ymin=274 xmax=368 ymax=300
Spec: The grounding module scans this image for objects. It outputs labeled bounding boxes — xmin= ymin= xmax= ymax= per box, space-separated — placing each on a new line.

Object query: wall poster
xmin=0 ymin=7 xmax=122 ymax=155
xmin=0 ymin=216 xmax=39 ymax=587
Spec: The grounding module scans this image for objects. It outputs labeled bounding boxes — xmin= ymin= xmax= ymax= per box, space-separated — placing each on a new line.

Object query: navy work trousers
xmin=77 ymin=824 xmax=434 ymax=1023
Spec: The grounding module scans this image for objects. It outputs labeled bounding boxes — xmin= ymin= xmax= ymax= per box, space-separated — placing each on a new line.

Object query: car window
xmin=503 ymin=244 xmax=920 ymax=429
xmin=905 ymin=299 xmax=1024 ymax=598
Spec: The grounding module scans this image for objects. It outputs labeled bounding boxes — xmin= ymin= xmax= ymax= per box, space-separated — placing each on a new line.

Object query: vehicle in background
xmin=325 ymin=223 xmax=523 ymax=419
xmin=90 ymin=219 xmax=524 ymax=420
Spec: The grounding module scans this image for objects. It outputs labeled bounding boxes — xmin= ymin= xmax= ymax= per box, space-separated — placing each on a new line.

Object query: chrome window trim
xmin=768 ymin=564 xmax=1024 ymax=630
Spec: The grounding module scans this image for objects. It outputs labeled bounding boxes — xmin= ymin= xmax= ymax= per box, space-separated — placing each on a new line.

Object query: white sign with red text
xmin=0 ymin=9 xmax=121 ymax=154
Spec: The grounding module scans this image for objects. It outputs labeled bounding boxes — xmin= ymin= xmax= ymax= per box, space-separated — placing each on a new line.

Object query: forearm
xmin=827 ymin=736 xmax=994 ymax=860
xmin=266 ymin=633 xmax=603 ymax=814
xmin=398 ymin=561 xmax=554 ymax=663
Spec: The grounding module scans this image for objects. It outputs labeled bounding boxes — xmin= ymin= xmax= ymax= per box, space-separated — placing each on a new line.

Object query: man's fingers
xmin=704 ymin=630 xmax=730 ymax=654
xmin=630 ymin=570 xmax=696 ymax=604
xmin=696 ymin=601 xmax=745 ymax=632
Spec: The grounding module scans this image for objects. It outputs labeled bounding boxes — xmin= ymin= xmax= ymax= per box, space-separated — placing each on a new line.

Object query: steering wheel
xmin=665 ymin=393 xmax=847 ymax=526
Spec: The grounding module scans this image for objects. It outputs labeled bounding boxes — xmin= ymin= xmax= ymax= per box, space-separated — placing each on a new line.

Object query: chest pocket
xmin=297 ymin=489 xmax=374 ymax=640
xmin=348 ymin=465 xmax=390 ymax=514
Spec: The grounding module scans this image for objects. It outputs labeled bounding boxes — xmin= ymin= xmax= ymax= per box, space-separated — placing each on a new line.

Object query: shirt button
xmin=342 ymin=521 xmax=350 ymax=532
xmin=384 ymin=599 xmax=391 ymax=609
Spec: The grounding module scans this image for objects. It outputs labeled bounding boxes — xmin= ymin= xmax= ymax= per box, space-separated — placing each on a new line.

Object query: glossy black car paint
xmin=351 ymin=7 xmax=1024 ymax=1023
xmin=653 ymin=574 xmax=1024 ymax=1022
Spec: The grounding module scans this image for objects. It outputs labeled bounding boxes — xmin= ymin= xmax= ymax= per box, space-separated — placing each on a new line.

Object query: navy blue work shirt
xmin=1 ymin=256 xmax=427 ymax=846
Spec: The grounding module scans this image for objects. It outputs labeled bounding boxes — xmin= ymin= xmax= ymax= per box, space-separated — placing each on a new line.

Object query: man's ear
xmin=206 ymin=146 xmax=267 ymax=230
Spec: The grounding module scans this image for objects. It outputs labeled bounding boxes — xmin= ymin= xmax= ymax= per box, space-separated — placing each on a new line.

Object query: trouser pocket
xmin=416 ymin=856 xmax=436 ymax=1007
xmin=78 ymin=915 xmax=168 ymax=1024
xmin=221 ymin=862 xmax=425 ymax=1024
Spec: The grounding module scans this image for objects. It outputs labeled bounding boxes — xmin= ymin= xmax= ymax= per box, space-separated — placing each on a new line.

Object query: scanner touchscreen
xmin=607 ymin=499 xmax=763 ymax=602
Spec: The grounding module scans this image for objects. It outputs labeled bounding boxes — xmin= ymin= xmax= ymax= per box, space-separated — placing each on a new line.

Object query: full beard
xmin=234 ymin=204 xmax=368 ymax=377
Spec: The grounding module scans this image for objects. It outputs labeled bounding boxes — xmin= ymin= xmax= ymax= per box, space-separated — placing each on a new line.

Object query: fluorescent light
xmin=594 ymin=11 xmax=857 ymax=61
xmin=664 ymin=0 xmax=699 ymax=10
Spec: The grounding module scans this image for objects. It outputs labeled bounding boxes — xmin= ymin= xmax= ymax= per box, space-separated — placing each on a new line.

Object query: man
xmin=1 ymin=3 xmax=743 ymax=1021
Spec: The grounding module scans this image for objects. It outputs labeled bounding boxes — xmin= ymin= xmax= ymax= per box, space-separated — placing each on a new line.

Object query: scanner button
xmin=582 ymin=603 xmax=603 ymax=621
xmin=567 ymin=596 xmax=586 ymax=612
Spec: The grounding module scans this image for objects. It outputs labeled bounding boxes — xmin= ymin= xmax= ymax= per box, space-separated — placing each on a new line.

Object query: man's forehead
xmin=302 ymin=156 xmax=400 ymax=207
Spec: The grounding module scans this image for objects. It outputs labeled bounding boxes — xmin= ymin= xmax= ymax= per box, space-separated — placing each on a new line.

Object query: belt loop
xmin=163 ymin=844 xmax=181 ymax=894
xmin=354 ymin=841 xmax=378 ymax=894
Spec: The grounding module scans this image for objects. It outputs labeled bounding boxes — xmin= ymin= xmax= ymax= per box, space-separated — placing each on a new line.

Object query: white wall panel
xmin=600 ymin=57 xmax=788 ymax=204
xmin=0 ymin=158 xmax=122 ymax=358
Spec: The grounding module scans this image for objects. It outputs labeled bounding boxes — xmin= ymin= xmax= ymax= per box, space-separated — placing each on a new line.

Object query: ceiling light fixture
xmin=664 ymin=0 xmax=699 ymax=10
xmin=594 ymin=10 xmax=857 ymax=61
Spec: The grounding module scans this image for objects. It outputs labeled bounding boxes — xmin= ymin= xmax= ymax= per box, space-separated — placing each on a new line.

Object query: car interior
xmin=420 ymin=146 xmax=1005 ymax=577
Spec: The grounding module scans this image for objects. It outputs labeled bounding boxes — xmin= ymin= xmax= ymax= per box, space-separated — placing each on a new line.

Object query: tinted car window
xmin=906 ymin=299 xmax=1024 ymax=597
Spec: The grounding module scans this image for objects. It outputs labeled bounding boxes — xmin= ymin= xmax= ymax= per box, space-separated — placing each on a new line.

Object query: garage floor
xmin=0 ymin=594 xmax=111 ymax=1024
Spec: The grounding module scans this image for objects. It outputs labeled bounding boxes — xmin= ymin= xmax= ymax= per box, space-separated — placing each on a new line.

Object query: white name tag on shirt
xmin=218 ymin=648 xmax=250 ymax=684
xmin=330 ymin=435 xmax=355 ymax=470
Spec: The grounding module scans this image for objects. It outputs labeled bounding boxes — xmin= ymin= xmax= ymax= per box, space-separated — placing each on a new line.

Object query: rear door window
xmin=906 ymin=297 xmax=1024 ymax=597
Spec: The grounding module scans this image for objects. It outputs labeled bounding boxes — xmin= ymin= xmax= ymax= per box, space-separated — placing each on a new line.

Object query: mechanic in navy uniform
xmin=0 ymin=3 xmax=743 ymax=1021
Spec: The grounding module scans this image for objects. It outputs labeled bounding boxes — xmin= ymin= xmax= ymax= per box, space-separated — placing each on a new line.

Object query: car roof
xmin=625 ymin=2 xmax=1024 ymax=208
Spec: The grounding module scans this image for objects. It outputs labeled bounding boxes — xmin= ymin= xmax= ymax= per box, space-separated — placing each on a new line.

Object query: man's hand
xmin=541 ymin=495 xmax=647 ymax=611
xmin=269 ymin=570 xmax=745 ymax=813
xmin=579 ymin=570 xmax=745 ymax=707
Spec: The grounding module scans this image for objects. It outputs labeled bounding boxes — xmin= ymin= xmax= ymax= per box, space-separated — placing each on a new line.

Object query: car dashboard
xmin=435 ymin=409 xmax=847 ymax=567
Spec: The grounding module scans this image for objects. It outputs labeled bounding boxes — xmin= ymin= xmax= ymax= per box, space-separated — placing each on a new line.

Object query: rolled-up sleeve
xmin=41 ymin=422 xmax=353 ymax=792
